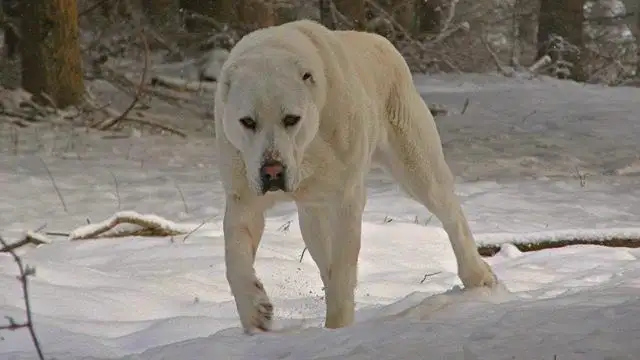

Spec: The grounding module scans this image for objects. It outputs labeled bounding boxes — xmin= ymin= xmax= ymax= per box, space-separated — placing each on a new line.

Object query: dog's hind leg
xmin=380 ymin=87 xmax=498 ymax=289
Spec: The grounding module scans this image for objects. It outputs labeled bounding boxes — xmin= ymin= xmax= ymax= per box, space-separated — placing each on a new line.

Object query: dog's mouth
xmin=261 ymin=179 xmax=287 ymax=194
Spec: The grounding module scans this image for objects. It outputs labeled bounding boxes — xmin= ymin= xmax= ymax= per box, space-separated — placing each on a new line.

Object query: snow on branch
xmin=0 ymin=230 xmax=51 ymax=253
xmin=67 ymin=211 xmax=192 ymax=241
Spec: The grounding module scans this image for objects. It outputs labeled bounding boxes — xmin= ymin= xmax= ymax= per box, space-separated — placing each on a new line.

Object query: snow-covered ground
xmin=1 ymin=74 xmax=640 ymax=359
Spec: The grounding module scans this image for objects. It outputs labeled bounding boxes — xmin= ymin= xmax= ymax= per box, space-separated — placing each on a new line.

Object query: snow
xmin=1 ymin=74 xmax=640 ymax=359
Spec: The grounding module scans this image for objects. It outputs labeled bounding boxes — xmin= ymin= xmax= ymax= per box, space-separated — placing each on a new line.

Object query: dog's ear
xmin=216 ymin=64 xmax=234 ymax=104
xmin=214 ymin=65 xmax=234 ymax=126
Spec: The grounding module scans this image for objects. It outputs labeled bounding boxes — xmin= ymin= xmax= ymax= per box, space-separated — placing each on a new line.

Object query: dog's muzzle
xmin=260 ymin=160 xmax=286 ymax=194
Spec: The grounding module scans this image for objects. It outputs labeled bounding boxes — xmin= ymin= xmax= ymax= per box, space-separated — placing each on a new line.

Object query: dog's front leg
xmin=223 ymin=195 xmax=272 ymax=333
xmin=324 ymin=183 xmax=366 ymax=329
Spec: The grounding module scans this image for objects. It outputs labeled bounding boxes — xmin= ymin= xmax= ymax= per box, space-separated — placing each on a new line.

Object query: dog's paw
xmin=253 ymin=298 xmax=273 ymax=331
xmin=459 ymin=259 xmax=499 ymax=289
xmin=240 ymin=280 xmax=274 ymax=334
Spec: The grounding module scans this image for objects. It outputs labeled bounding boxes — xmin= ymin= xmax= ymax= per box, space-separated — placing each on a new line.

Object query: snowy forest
xmin=0 ymin=0 xmax=638 ymax=133
xmin=2 ymin=1 xmax=640 ymax=360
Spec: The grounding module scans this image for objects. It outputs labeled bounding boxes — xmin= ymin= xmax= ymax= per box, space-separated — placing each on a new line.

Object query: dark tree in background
xmin=537 ymin=0 xmax=586 ymax=81
xmin=179 ymin=0 xmax=237 ymax=32
xmin=99 ymin=0 xmax=133 ymax=21
xmin=416 ymin=0 xmax=443 ymax=34
xmin=21 ymin=0 xmax=84 ymax=107
xmin=636 ymin=0 xmax=640 ymax=76
xmin=238 ymin=0 xmax=275 ymax=29
xmin=333 ymin=0 xmax=365 ymax=30
xmin=141 ymin=0 xmax=180 ymax=28
xmin=388 ymin=0 xmax=415 ymax=31
xmin=319 ymin=0 xmax=333 ymax=29
xmin=1 ymin=0 xmax=20 ymax=58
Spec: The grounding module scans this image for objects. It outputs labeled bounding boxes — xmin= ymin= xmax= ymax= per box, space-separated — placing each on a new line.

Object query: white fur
xmin=214 ymin=20 xmax=499 ymax=332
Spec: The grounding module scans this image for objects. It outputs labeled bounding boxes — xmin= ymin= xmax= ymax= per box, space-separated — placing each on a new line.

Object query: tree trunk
xmin=537 ymin=0 xmax=586 ymax=81
xmin=319 ymin=0 xmax=335 ymax=29
xmin=388 ymin=0 xmax=415 ymax=31
xmin=238 ymin=0 xmax=275 ymax=29
xmin=1 ymin=0 xmax=20 ymax=59
xmin=416 ymin=0 xmax=443 ymax=34
xmin=21 ymin=0 xmax=84 ymax=108
xmin=100 ymin=0 xmax=133 ymax=20
xmin=636 ymin=0 xmax=640 ymax=76
xmin=179 ymin=0 xmax=237 ymax=32
xmin=333 ymin=0 xmax=365 ymax=30
xmin=141 ymin=0 xmax=179 ymax=28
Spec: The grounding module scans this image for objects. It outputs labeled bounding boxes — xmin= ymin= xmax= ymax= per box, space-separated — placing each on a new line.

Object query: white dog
xmin=214 ymin=20 xmax=498 ymax=333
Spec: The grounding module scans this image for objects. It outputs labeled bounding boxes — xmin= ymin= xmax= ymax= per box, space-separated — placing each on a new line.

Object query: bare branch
xmin=480 ymin=33 xmax=514 ymax=77
xmin=150 ymin=75 xmax=217 ymax=93
xmin=173 ymin=180 xmax=189 ymax=214
xmin=432 ymin=0 xmax=460 ymax=43
xmin=527 ymin=55 xmax=551 ymax=74
xmin=299 ymin=247 xmax=308 ymax=263
xmin=182 ymin=215 xmax=219 ymax=243
xmin=96 ymin=27 xmax=150 ymax=130
xmin=107 ymin=169 xmax=121 ymax=210
xmin=68 ymin=211 xmax=189 ymax=240
xmin=365 ymin=0 xmax=462 ymax=72
xmin=38 ymin=156 xmax=68 ymax=213
xmin=1 ymin=230 xmax=51 ymax=253
xmin=0 ymin=235 xmax=45 ymax=360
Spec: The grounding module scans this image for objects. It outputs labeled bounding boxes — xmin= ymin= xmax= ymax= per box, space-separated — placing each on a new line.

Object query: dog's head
xmin=215 ymin=27 xmax=327 ymax=195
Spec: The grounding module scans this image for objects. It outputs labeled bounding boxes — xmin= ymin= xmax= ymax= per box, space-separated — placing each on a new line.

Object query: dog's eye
xmin=239 ymin=116 xmax=257 ymax=131
xmin=282 ymin=114 xmax=301 ymax=128
xmin=302 ymin=72 xmax=313 ymax=82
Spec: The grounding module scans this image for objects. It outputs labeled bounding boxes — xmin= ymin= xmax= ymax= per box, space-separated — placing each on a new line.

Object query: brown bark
xmin=273 ymin=4 xmax=298 ymax=25
xmin=537 ymin=0 xmax=586 ymax=81
xmin=100 ymin=0 xmax=133 ymax=20
xmin=179 ymin=0 xmax=237 ymax=32
xmin=333 ymin=0 xmax=365 ymax=30
xmin=319 ymin=0 xmax=334 ymax=29
xmin=416 ymin=0 xmax=442 ymax=34
xmin=636 ymin=0 xmax=640 ymax=76
xmin=1 ymin=0 xmax=20 ymax=58
xmin=21 ymin=0 xmax=84 ymax=108
xmin=388 ymin=0 xmax=415 ymax=31
xmin=238 ymin=0 xmax=275 ymax=29
xmin=141 ymin=0 xmax=179 ymax=28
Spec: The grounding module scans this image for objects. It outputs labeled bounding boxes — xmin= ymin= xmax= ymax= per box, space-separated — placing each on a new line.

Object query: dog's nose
xmin=260 ymin=160 xmax=286 ymax=193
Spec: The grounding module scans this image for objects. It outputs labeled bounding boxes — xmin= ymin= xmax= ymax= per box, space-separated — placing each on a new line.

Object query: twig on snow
xmin=461 ymin=98 xmax=470 ymax=114
xmin=173 ymin=180 xmax=189 ymax=214
xmin=182 ymin=215 xmax=218 ymax=243
xmin=38 ymin=156 xmax=68 ymax=213
xmin=107 ymin=169 xmax=121 ymax=210
xmin=0 ymin=229 xmax=51 ymax=253
xmin=278 ymin=220 xmax=292 ymax=232
xmin=575 ymin=167 xmax=588 ymax=188
xmin=420 ymin=271 xmax=443 ymax=284
xmin=0 ymin=235 xmax=45 ymax=360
